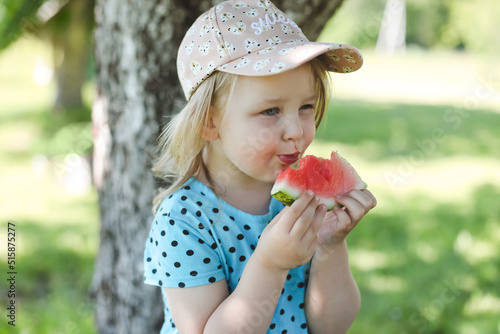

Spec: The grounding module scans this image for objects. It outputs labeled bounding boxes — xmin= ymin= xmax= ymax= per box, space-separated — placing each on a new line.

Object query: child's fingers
xmin=280 ymin=191 xmax=315 ymax=231
xmin=307 ymin=204 xmax=327 ymax=240
xmin=267 ymin=206 xmax=286 ymax=227
xmin=289 ymin=194 xmax=320 ymax=238
xmin=336 ymin=189 xmax=376 ymax=223
xmin=345 ymin=189 xmax=376 ymax=212
xmin=332 ymin=206 xmax=352 ymax=229
xmin=361 ymin=189 xmax=378 ymax=208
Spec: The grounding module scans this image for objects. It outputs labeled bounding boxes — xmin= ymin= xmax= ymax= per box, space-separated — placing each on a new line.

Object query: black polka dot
xmin=165 ymin=272 xmax=170 ymax=277
xmin=182 ymin=230 xmax=190 ymax=235
xmin=181 ymin=196 xmax=187 ymax=201
xmin=197 ymin=201 xmax=203 ymax=206
xmin=281 ymin=330 xmax=287 ymax=334
xmin=286 ymin=274 xmax=292 ymax=280
xmin=250 ymin=244 xmax=255 ymax=250
xmin=198 ymin=223 xmax=205 ymax=230
xmin=184 ymin=185 xmax=191 ymax=190
xmin=200 ymin=192 xmax=205 ymax=196
xmin=171 ymin=240 xmax=178 ymax=247
xmin=174 ymin=262 xmax=181 ymax=268
xmin=186 ymin=250 xmax=194 ymax=256
xmin=280 ymin=309 xmax=285 ymax=315
xmin=158 ymin=280 xmax=163 ymax=286
xmin=190 ymin=271 xmax=198 ymax=276
xmin=228 ymin=266 xmax=234 ymax=273
xmin=244 ymin=224 xmax=251 ymax=230
xmin=239 ymin=256 xmax=246 ymax=262
xmin=210 ymin=243 xmax=217 ymax=249
xmin=161 ymin=230 xmax=166 ymax=236
xmin=287 ymin=295 xmax=293 ymax=301
xmin=178 ymin=282 xmax=185 ymax=288
xmin=149 ymin=237 xmax=153 ymax=243
xmin=223 ymin=226 xmax=229 ymax=231
xmin=152 ymin=269 xmax=157 ymax=274
xmin=299 ymin=303 xmax=305 ymax=309
xmin=270 ymin=323 xmax=276 ymax=329
xmin=162 ymin=252 xmax=167 ymax=257
xmin=203 ymin=258 xmax=211 ymax=264
xmin=208 ymin=277 xmax=216 ymax=283
xmin=146 ymin=257 xmax=152 ymax=262
xmin=229 ymin=216 xmax=235 ymax=221
xmin=301 ymin=323 xmax=307 ymax=329
xmin=198 ymin=238 xmax=205 ymax=244
xmin=297 ymin=282 xmax=305 ymax=288
xmin=196 ymin=211 xmax=202 ymax=217
xmin=291 ymin=316 xmax=295 ymax=322
xmin=181 ymin=208 xmax=187 ymax=215
xmin=229 ymin=247 xmax=236 ymax=253
xmin=237 ymin=234 xmax=244 ymax=240
xmin=169 ymin=219 xmax=175 ymax=226
xmin=213 ymin=208 xmax=219 ymax=213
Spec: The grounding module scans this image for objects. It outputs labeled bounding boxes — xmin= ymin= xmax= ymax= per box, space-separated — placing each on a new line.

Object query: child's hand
xmin=256 ymin=191 xmax=326 ymax=272
xmin=317 ymin=189 xmax=377 ymax=248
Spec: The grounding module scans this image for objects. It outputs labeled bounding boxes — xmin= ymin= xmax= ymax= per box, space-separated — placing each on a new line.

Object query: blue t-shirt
xmin=144 ymin=178 xmax=310 ymax=333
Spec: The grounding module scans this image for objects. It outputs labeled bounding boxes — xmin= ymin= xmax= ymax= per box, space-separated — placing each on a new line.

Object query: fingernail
xmin=306 ymin=190 xmax=314 ymax=196
xmin=336 ymin=195 xmax=343 ymax=199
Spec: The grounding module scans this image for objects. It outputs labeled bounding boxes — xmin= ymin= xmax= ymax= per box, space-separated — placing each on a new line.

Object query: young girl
xmin=144 ymin=1 xmax=376 ymax=333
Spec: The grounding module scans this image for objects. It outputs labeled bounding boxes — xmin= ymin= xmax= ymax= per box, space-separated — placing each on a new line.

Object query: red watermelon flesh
xmin=271 ymin=151 xmax=367 ymax=210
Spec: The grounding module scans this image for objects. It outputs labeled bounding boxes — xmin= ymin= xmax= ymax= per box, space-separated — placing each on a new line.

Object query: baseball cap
xmin=177 ymin=0 xmax=363 ymax=100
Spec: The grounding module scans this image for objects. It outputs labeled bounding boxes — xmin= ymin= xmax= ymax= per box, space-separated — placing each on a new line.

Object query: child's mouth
xmin=277 ymin=153 xmax=300 ymax=165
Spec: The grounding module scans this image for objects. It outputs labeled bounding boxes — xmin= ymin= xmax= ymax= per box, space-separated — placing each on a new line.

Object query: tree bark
xmin=90 ymin=0 xmax=345 ymax=333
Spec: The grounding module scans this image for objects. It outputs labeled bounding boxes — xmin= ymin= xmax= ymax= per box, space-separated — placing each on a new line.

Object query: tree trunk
xmin=376 ymin=0 xmax=406 ymax=56
xmin=90 ymin=0 xmax=345 ymax=333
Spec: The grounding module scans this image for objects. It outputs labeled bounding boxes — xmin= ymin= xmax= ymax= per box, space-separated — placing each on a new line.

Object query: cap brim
xmin=216 ymin=41 xmax=363 ymax=77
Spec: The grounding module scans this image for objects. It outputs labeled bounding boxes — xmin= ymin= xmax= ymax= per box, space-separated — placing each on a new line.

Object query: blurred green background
xmin=1 ymin=0 xmax=499 ymax=333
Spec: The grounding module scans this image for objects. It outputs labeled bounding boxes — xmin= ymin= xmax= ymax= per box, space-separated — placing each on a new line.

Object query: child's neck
xmin=196 ymin=169 xmax=272 ymax=216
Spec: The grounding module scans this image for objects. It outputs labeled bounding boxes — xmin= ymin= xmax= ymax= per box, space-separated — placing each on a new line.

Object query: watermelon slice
xmin=271 ymin=151 xmax=367 ymax=210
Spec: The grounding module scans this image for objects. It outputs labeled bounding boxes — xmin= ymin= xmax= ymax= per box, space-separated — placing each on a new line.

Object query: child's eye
xmin=261 ymin=107 xmax=280 ymax=116
xmin=300 ymin=104 xmax=315 ymax=110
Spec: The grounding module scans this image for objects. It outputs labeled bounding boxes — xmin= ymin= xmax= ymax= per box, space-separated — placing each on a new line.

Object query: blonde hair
xmin=152 ymin=57 xmax=332 ymax=212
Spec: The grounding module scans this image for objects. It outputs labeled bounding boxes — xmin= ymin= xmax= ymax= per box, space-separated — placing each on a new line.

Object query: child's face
xmin=208 ymin=64 xmax=317 ymax=186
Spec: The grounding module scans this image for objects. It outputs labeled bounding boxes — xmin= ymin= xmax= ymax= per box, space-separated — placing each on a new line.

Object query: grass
xmin=1 ymin=38 xmax=500 ymax=333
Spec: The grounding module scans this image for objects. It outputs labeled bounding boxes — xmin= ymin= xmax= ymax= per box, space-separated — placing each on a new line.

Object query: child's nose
xmin=282 ymin=115 xmax=303 ymax=142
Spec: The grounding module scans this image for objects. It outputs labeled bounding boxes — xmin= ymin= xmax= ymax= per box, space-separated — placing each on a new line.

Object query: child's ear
xmin=202 ymin=107 xmax=219 ymax=141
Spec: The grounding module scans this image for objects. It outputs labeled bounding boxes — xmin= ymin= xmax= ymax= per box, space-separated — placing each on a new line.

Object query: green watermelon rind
xmin=272 ymin=181 xmax=368 ymax=211
xmin=272 ymin=191 xmax=340 ymax=211
xmin=271 ymin=191 xmax=297 ymax=207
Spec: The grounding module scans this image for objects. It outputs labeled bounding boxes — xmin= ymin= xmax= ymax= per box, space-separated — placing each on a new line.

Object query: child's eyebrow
xmin=259 ymin=94 xmax=317 ymax=105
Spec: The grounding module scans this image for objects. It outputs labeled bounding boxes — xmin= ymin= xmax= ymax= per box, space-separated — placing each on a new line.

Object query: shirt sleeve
xmin=144 ymin=213 xmax=226 ymax=289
